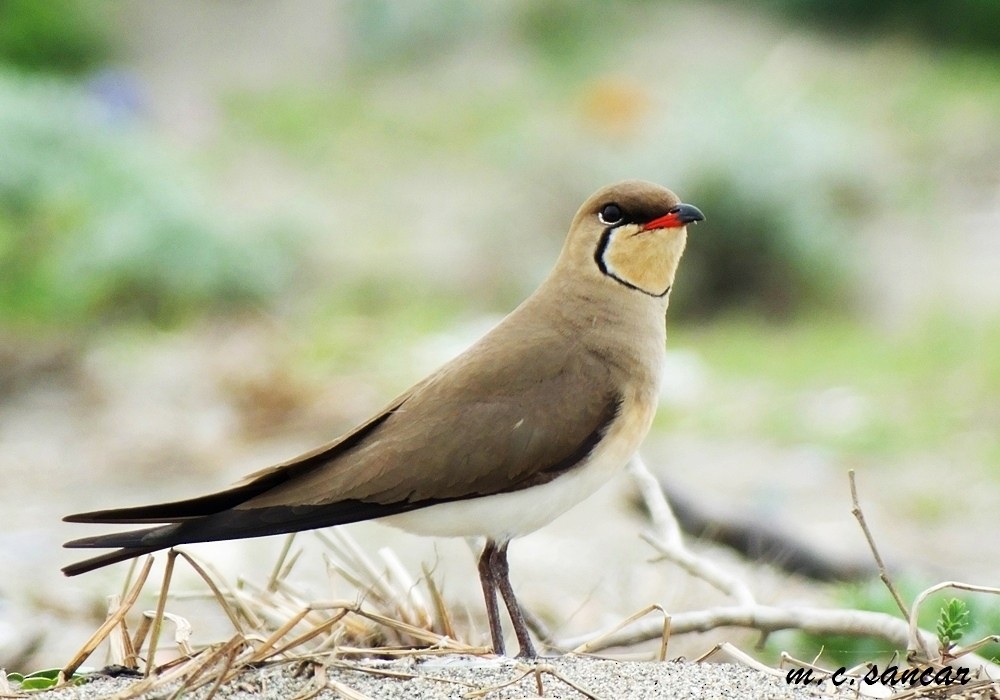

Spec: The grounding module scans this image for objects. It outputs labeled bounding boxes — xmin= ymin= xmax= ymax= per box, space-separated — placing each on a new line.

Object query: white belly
xmin=379 ymin=402 xmax=653 ymax=541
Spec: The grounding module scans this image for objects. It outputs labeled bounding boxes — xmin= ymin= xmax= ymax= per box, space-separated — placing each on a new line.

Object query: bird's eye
xmin=598 ymin=203 xmax=623 ymax=226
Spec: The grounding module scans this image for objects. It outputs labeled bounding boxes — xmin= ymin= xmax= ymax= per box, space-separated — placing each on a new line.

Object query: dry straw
xmin=53 ymin=530 xmax=488 ymax=699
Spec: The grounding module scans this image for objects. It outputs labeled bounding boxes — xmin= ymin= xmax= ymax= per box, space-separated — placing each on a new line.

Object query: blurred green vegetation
xmin=0 ymin=0 xmax=113 ymax=75
xmin=222 ymin=77 xmax=865 ymax=323
xmin=772 ymin=578 xmax=1000 ymax=667
xmin=663 ymin=314 xmax=1000 ymax=468
xmin=754 ymin=0 xmax=1000 ymax=52
xmin=5 ymin=0 xmax=1000 ymax=330
xmin=0 ymin=72 xmax=296 ymax=328
xmin=342 ymin=1 xmax=625 ymax=77
xmin=675 ymin=170 xmax=856 ymax=320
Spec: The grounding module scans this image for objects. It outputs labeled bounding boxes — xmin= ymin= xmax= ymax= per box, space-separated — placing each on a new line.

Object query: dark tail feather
xmin=62 ymin=546 xmax=160 ymax=577
xmin=63 ymin=438 xmax=358 ymax=525
xmin=62 ymin=522 xmax=183 ymax=577
xmin=62 ymin=479 xmax=282 ymax=524
xmin=62 ymin=498 xmax=430 ymax=578
xmin=64 ymin=523 xmax=178 ymax=550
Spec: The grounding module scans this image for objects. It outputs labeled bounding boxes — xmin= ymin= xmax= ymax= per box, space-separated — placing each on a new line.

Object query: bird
xmin=62 ymin=180 xmax=703 ymax=658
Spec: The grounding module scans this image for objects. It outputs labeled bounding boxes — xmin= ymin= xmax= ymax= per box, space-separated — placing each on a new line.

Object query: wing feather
xmin=63 ymin=318 xmax=623 ymax=575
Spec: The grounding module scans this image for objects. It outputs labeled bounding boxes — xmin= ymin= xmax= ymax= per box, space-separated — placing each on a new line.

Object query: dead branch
xmin=629 ymin=455 xmax=756 ymax=607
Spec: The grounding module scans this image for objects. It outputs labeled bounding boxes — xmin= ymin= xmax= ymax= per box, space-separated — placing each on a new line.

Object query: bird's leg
xmin=477 ymin=539 xmax=505 ymax=656
xmin=491 ymin=541 xmax=537 ymax=658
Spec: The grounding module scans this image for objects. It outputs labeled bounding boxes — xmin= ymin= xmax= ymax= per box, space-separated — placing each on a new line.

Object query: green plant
xmin=5 ymin=668 xmax=85 ymax=690
xmin=937 ymin=598 xmax=971 ymax=650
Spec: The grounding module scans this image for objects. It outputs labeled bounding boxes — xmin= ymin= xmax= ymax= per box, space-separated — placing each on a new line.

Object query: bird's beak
xmin=641 ymin=203 xmax=705 ymax=231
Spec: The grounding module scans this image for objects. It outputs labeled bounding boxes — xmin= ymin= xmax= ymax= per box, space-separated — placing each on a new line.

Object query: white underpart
xmin=380 ymin=402 xmax=654 ymax=542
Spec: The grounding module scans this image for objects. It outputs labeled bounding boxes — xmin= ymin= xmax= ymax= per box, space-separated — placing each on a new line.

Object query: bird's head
xmin=560 ymin=180 xmax=704 ymax=299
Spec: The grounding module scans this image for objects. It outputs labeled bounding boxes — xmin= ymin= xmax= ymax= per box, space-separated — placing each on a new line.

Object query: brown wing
xmin=240 ymin=328 xmax=620 ymax=509
xmin=62 ymin=319 xmax=620 ymax=575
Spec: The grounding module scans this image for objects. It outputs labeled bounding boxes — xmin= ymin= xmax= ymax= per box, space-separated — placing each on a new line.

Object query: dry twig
xmin=555 ymin=457 xmax=1000 ymax=681
xmin=629 ymin=455 xmax=756 ymax=606
xmin=145 ymin=549 xmax=179 ymax=676
xmin=849 ymin=470 xmax=910 ymax=621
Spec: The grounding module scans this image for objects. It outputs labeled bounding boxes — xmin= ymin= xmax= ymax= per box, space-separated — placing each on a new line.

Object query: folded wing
xmin=63 ymin=324 xmax=620 ymax=576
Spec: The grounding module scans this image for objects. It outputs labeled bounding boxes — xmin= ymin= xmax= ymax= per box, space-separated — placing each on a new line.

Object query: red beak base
xmin=641 ymin=203 xmax=705 ymax=231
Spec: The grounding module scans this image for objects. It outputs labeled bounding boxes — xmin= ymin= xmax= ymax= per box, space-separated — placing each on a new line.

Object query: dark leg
xmin=477 ymin=539 xmax=505 ymax=656
xmin=490 ymin=541 xmax=537 ymax=658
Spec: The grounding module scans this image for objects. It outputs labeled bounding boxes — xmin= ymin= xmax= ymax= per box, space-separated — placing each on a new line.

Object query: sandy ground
xmin=24 ymin=655 xmax=936 ymax=700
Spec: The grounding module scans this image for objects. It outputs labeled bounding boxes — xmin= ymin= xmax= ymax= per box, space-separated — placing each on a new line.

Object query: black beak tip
xmin=675 ymin=203 xmax=705 ymax=224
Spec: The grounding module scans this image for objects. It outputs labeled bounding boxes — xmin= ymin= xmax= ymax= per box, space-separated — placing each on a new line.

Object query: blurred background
xmin=1 ymin=0 xmax=998 ymax=672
